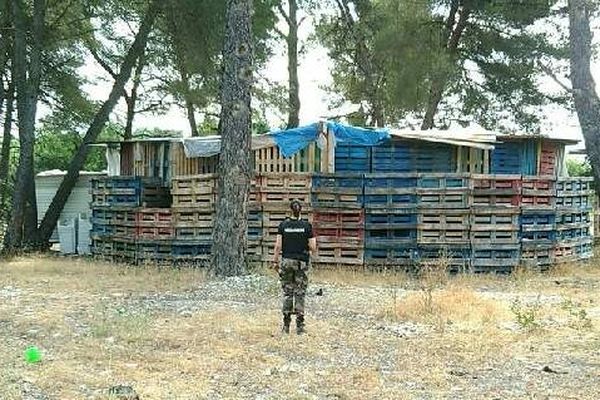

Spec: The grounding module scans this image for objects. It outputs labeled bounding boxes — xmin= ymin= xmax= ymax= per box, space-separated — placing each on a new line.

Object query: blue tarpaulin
xmin=326 ymin=122 xmax=390 ymax=146
xmin=272 ymin=123 xmax=319 ymax=158
xmin=272 ymin=122 xmax=391 ymax=158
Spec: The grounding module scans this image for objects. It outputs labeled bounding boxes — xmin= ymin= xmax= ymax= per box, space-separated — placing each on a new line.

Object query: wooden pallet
xmin=521 ymin=243 xmax=554 ymax=268
xmin=521 ymin=195 xmax=555 ymax=209
xmin=92 ymin=176 xmax=141 ymax=191
xmin=471 ymin=230 xmax=519 ymax=244
xmin=314 ymin=240 xmax=364 ymax=265
xmin=312 ymin=173 xmax=364 ymax=189
xmin=315 ymin=227 xmax=363 ymax=239
xmin=418 ymin=209 xmax=470 ymax=227
xmin=363 ymin=193 xmax=417 ymax=209
xmin=521 ymin=227 xmax=556 ymax=243
xmin=416 ymin=173 xmax=471 ymax=191
xmin=136 ymin=208 xmax=172 ymax=227
xmin=171 ymin=174 xmax=217 ymax=194
xmin=471 ymin=174 xmax=521 ymax=195
xmin=258 ymin=191 xmax=311 ymax=204
xmin=113 ymin=225 xmax=137 ymax=238
xmin=313 ymin=209 xmax=364 ymax=228
xmin=258 ymin=173 xmax=312 ymax=191
xmin=471 ymin=245 xmax=520 ymax=268
xmin=417 ymin=229 xmax=469 ymax=244
xmin=555 ymin=195 xmax=592 ymax=209
xmin=136 ymin=226 xmax=175 ymax=240
xmin=520 ymin=211 xmax=556 ymax=232
xmin=175 ymin=226 xmax=213 ymax=241
xmin=172 ymin=209 xmax=213 ymax=227
xmin=92 ymin=193 xmax=139 ymax=207
xmin=417 ymin=191 xmax=470 ymax=208
xmin=364 ymin=173 xmax=417 ymax=192
xmin=311 ymin=192 xmax=362 ymax=209
xmin=137 ymin=241 xmax=173 ymax=261
xmin=471 ymin=194 xmax=520 ymax=207
xmin=556 ymin=227 xmax=590 ymax=241
xmin=171 ymin=241 xmax=212 ymax=259
xmin=471 ymin=208 xmax=519 ymax=228
xmin=172 ymin=192 xmax=215 ymax=208
xmin=555 ymin=210 xmax=591 ymax=229
xmin=556 ymin=177 xmax=593 ymax=195
xmin=365 ymin=208 xmax=417 ymax=229
xmin=521 ymin=176 xmax=556 ymax=196
xmin=365 ymin=229 xmax=416 ymax=245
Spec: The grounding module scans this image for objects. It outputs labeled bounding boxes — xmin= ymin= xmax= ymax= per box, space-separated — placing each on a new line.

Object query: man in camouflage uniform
xmin=273 ymin=199 xmax=316 ymax=334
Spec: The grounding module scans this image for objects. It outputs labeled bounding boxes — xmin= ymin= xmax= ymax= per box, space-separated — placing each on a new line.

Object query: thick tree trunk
xmin=5 ymin=0 xmax=44 ymax=250
xmin=568 ymin=0 xmax=600 ymax=186
xmin=286 ymin=0 xmax=300 ymax=129
xmin=36 ymin=0 xmax=160 ymax=246
xmin=421 ymin=1 xmax=469 ymax=130
xmin=0 ymin=80 xmax=13 ymax=211
xmin=211 ymin=0 xmax=253 ymax=276
xmin=124 ymin=54 xmax=146 ymax=140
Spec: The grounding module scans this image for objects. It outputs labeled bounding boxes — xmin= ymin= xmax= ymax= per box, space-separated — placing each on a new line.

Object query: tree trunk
xmin=124 ymin=53 xmax=146 ymax=140
xmin=286 ymin=0 xmax=300 ymax=129
xmin=0 ymin=0 xmax=10 ymax=111
xmin=211 ymin=0 xmax=253 ymax=276
xmin=4 ymin=0 xmax=45 ymax=250
xmin=568 ymin=0 xmax=600 ymax=186
xmin=182 ymin=71 xmax=199 ymax=137
xmin=36 ymin=0 xmax=161 ymax=246
xmin=421 ymin=1 xmax=469 ymax=130
xmin=0 ymin=80 xmax=13 ymax=211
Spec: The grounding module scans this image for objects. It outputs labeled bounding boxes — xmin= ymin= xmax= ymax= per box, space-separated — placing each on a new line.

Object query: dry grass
xmin=2 ymin=255 xmax=600 ymax=399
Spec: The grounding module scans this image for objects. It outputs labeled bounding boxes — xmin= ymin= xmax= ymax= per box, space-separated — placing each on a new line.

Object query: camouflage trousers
xmin=279 ymin=258 xmax=309 ymax=316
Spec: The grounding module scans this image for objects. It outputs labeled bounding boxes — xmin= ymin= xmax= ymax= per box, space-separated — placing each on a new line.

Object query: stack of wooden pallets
xmin=363 ymin=173 xmax=417 ymax=269
xmin=554 ymin=177 xmax=594 ymax=262
xmin=311 ymin=173 xmax=363 ymax=268
xmin=416 ymin=174 xmax=471 ymax=272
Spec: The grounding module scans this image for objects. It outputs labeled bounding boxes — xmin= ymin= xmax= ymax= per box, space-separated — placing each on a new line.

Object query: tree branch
xmin=277 ymin=3 xmax=291 ymax=26
xmin=538 ymin=62 xmax=572 ymax=93
xmin=273 ymin=26 xmax=287 ymax=40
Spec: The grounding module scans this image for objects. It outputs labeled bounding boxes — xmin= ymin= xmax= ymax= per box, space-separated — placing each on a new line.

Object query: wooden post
xmin=483 ymin=149 xmax=490 ymax=174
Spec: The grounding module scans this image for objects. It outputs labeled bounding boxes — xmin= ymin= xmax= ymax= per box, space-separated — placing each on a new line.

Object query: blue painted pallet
xmin=371 ymin=142 xmax=412 ymax=172
xmin=471 ymin=245 xmax=520 ymax=272
xmin=365 ymin=229 xmax=417 ymax=243
xmin=363 ymin=193 xmax=418 ymax=208
xmin=364 ymin=246 xmax=416 ymax=265
xmin=364 ymin=173 xmax=417 ymax=189
xmin=556 ymin=228 xmax=590 ymax=241
xmin=417 ymin=174 xmax=470 ymax=190
xmin=520 ymin=213 xmax=556 ymax=227
xmin=312 ymin=173 xmax=364 ymax=189
xmin=91 ymin=224 xmax=115 ymax=237
xmin=412 ymin=143 xmax=456 ymax=173
xmin=556 ymin=195 xmax=592 ymax=209
xmin=172 ymin=242 xmax=212 ymax=258
xmin=491 ymin=142 xmax=524 ymax=174
xmin=520 ymin=230 xmax=556 ymax=243
xmin=335 ymin=145 xmax=371 ymax=172
xmin=365 ymin=210 xmax=418 ymax=227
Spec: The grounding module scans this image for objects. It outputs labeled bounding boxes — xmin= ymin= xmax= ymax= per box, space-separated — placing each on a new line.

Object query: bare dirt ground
xmin=1 ymin=256 xmax=600 ymax=399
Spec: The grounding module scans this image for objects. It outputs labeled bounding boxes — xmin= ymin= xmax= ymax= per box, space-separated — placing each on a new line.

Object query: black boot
xmin=296 ymin=314 xmax=305 ymax=335
xmin=282 ymin=314 xmax=291 ymax=334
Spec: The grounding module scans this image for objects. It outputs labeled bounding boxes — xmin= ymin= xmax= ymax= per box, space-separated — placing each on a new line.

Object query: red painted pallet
xmin=471 ymin=174 xmax=521 ymax=195
xmin=136 ymin=226 xmax=175 ymax=240
xmin=521 ymin=176 xmax=556 ymax=196
xmin=136 ymin=209 xmax=173 ymax=227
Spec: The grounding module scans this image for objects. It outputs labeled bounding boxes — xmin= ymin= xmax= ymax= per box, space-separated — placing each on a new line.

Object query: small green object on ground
xmin=24 ymin=346 xmax=42 ymax=364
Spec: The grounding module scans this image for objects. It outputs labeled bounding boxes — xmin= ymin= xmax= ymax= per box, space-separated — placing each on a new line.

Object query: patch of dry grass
xmin=2 ymin=255 xmax=600 ymax=399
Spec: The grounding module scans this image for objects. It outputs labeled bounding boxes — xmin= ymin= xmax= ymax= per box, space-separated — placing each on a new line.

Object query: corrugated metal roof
xmin=389 ymin=128 xmax=498 ymax=150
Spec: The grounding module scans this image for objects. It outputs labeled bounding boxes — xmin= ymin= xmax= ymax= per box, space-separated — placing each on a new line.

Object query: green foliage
xmin=34 ymin=123 xmax=123 ymax=173
xmin=317 ymin=0 xmax=568 ymax=131
xmin=567 ymin=158 xmax=593 ymax=177
xmin=561 ymin=298 xmax=593 ymax=330
xmin=510 ymin=297 xmax=541 ymax=331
